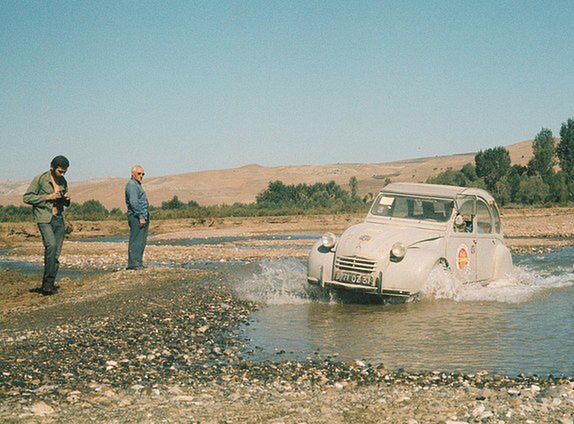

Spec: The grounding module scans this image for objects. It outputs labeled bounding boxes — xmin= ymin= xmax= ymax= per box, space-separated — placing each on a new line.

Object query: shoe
xmin=40 ymin=287 xmax=57 ymax=296
xmin=41 ymin=283 xmax=58 ymax=296
xmin=126 ymin=265 xmax=144 ymax=270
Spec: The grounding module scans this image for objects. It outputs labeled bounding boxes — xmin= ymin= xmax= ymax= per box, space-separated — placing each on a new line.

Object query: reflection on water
xmin=78 ymin=235 xmax=128 ymax=243
xmin=0 ymin=248 xmax=106 ymax=278
xmin=0 ymin=258 xmax=104 ymax=279
xmin=238 ymin=249 xmax=574 ymax=375
xmin=80 ymin=233 xmax=320 ymax=249
xmin=151 ymin=233 xmax=320 ymax=247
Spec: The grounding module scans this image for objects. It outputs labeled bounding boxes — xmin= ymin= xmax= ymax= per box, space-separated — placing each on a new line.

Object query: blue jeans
xmin=128 ymin=214 xmax=149 ymax=269
xmin=38 ymin=215 xmax=66 ymax=287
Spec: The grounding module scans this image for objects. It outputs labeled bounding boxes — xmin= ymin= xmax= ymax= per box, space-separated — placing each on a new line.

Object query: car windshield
xmin=370 ymin=194 xmax=454 ymax=222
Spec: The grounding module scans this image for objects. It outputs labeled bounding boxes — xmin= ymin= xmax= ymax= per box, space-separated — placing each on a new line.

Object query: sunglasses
xmin=137 ymin=172 xmax=145 ymax=176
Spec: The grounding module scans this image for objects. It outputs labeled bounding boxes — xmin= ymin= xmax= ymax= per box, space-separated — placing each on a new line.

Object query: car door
xmin=447 ymin=196 xmax=477 ymax=282
xmin=475 ymin=198 xmax=497 ymax=281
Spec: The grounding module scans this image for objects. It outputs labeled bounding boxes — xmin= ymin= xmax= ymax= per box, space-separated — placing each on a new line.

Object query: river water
xmin=3 ymin=236 xmax=572 ymax=376
xmin=237 ymin=248 xmax=574 ymax=376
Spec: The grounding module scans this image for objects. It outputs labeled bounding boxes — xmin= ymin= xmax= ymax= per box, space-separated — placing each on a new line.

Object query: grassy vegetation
xmin=2 ymin=180 xmax=369 ymax=223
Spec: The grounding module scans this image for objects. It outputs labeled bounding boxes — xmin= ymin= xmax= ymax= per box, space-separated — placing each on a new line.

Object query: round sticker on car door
xmin=456 ymin=244 xmax=470 ymax=270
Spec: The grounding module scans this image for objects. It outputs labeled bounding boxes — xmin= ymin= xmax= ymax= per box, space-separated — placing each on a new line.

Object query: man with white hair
xmin=125 ymin=165 xmax=149 ymax=270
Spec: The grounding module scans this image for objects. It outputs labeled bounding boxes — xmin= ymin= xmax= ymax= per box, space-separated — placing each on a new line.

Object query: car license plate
xmin=334 ymin=271 xmax=373 ymax=286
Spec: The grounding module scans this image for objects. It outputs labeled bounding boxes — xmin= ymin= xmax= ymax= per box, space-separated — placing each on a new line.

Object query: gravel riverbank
xmin=1 ymin=210 xmax=573 ymax=422
xmin=1 ymin=267 xmax=573 ymax=423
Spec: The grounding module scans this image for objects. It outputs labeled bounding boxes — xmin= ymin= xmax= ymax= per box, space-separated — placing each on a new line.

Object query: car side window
xmin=454 ymin=199 xmax=474 ymax=233
xmin=476 ymin=200 xmax=493 ymax=234
xmin=492 ymin=205 xmax=502 ymax=233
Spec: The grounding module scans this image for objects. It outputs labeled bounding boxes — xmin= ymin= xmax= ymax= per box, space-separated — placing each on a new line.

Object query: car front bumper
xmin=307 ymin=277 xmax=413 ymax=298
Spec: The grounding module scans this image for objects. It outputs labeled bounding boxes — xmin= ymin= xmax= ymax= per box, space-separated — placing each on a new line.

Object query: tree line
xmin=0 ymin=180 xmax=365 ymax=222
xmin=427 ymin=117 xmax=574 ymax=205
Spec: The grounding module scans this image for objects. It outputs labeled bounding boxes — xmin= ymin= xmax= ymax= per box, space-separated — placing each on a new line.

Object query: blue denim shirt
xmin=125 ymin=178 xmax=149 ymax=219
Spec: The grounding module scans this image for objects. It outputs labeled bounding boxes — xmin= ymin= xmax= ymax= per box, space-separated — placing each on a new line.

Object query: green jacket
xmin=23 ymin=171 xmax=70 ymax=224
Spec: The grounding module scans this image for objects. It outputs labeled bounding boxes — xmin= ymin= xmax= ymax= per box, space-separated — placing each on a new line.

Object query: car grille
xmin=335 ymin=255 xmax=377 ymax=274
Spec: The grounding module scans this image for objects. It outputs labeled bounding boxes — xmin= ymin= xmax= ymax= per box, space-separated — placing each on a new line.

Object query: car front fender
xmin=307 ymin=240 xmax=335 ymax=285
xmin=383 ymin=248 xmax=441 ymax=293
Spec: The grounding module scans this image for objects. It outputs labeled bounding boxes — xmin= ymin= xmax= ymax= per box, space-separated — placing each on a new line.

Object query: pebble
xmin=530 ymin=384 xmax=541 ymax=395
xmin=471 ymin=404 xmax=485 ymax=417
xmin=29 ymin=401 xmax=55 ymax=416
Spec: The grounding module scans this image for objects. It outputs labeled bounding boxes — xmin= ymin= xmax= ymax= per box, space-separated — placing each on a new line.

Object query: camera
xmin=55 ymin=187 xmax=68 ymax=204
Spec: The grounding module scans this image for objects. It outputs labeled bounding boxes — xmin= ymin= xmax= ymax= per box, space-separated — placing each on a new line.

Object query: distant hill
xmin=0 ymin=140 xmax=533 ymax=210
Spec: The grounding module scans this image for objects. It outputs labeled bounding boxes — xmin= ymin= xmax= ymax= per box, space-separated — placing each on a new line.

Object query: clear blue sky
xmin=1 ymin=1 xmax=572 ymax=181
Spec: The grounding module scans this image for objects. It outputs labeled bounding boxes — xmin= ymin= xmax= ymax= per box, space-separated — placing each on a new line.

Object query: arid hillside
xmin=0 ymin=140 xmax=533 ymax=209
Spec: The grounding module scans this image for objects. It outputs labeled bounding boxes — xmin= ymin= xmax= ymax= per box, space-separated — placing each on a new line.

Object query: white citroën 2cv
xmin=307 ymin=183 xmax=513 ymax=299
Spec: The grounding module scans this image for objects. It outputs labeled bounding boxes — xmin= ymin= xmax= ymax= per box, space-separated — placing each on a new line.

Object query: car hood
xmin=335 ymin=222 xmax=443 ymax=260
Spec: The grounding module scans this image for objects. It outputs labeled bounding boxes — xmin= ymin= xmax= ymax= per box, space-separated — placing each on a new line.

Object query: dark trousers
xmin=38 ymin=215 xmax=66 ymax=288
xmin=128 ymin=214 xmax=149 ymax=269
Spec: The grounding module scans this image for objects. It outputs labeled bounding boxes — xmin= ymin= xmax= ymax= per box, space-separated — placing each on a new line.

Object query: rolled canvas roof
xmin=381 ymin=183 xmax=496 ymax=203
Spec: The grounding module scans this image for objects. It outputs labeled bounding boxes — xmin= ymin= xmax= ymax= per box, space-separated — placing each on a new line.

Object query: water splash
xmin=235 ymin=252 xmax=574 ymax=305
xmin=422 ymin=264 xmax=574 ymax=303
xmin=234 ymin=258 xmax=326 ymax=305
xmin=421 ymin=265 xmax=461 ymax=300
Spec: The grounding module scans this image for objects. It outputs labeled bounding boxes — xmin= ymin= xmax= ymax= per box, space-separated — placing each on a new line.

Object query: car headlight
xmin=390 ymin=242 xmax=407 ymax=261
xmin=321 ymin=232 xmax=337 ymax=248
